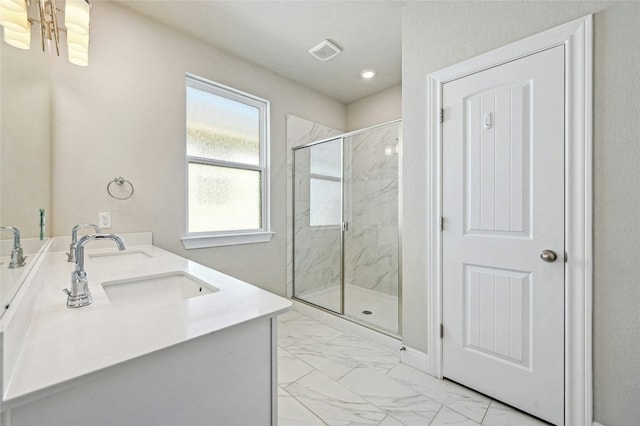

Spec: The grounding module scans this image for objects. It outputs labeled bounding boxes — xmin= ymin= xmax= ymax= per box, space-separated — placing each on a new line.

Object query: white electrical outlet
xmin=99 ymin=212 xmax=112 ymax=229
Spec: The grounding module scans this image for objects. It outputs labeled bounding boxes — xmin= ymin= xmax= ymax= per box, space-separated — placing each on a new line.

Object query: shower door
xmin=293 ymin=121 xmax=401 ymax=335
xmin=292 ymin=138 xmax=343 ymax=313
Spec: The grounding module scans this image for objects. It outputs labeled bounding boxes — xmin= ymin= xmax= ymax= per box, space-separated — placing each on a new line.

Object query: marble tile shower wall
xmin=344 ymin=123 xmax=400 ymax=296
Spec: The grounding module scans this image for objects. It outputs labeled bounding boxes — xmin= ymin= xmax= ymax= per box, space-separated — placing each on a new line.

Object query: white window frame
xmin=181 ymin=74 xmax=272 ymax=249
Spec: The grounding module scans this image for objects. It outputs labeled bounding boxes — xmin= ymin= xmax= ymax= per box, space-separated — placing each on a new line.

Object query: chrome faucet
xmin=0 ymin=226 xmax=26 ymax=269
xmin=67 ymin=224 xmax=102 ymax=262
xmin=64 ymin=234 xmax=126 ymax=308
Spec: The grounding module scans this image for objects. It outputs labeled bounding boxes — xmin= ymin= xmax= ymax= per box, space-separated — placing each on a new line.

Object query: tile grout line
xmin=281 ymin=365 xmax=316 ymax=391
xmin=480 ymin=399 xmax=493 ymax=424
xmin=278 ymin=383 xmax=328 ymax=426
xmin=427 ymin=404 xmax=445 ymax=426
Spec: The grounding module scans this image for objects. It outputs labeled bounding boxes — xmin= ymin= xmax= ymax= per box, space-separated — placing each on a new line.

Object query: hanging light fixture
xmin=0 ymin=0 xmax=91 ymax=66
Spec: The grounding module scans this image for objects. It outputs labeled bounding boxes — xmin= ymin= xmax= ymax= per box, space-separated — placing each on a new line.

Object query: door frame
xmin=426 ymin=15 xmax=593 ymax=426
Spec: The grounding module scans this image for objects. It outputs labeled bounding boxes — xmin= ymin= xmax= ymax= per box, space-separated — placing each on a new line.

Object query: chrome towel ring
xmin=107 ymin=176 xmax=134 ymax=200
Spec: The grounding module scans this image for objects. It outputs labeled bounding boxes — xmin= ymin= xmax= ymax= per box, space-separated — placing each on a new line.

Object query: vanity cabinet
xmin=5 ymin=316 xmax=277 ymax=426
xmin=0 ymin=236 xmax=290 ymax=426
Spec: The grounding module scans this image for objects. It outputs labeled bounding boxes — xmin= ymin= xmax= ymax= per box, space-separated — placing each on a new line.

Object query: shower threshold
xmin=294 ymin=284 xmax=400 ymax=337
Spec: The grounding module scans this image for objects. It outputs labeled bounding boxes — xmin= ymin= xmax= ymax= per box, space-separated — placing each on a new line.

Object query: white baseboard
xmin=593 ymin=422 xmax=605 ymax=426
xmin=399 ymin=346 xmax=430 ymax=373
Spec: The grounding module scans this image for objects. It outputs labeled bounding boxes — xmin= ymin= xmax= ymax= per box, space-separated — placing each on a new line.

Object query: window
xmin=310 ymin=177 xmax=341 ymax=226
xmin=182 ymin=74 xmax=271 ymax=249
xmin=309 ymin=140 xmax=342 ymax=227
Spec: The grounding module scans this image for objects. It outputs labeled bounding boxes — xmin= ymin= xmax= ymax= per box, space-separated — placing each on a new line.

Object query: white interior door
xmin=442 ymin=46 xmax=565 ymax=425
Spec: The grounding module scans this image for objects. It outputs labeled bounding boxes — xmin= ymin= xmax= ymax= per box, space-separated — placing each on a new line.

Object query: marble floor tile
xmin=431 ymin=407 xmax=481 ymax=426
xmin=277 ymin=309 xmax=546 ymax=426
xmin=278 ymin=321 xmax=310 ymax=348
xmin=286 ymin=370 xmax=387 ymax=426
xmin=338 ymin=367 xmax=441 ymax=426
xmin=278 ymin=346 xmax=315 ymax=386
xmin=386 ymin=363 xmax=490 ymax=423
xmin=278 ymin=310 xmax=312 ymax=347
xmin=278 ymin=386 xmax=326 ymax=426
xmin=285 ymin=337 xmax=360 ymax=380
xmin=324 ymin=333 xmax=400 ymax=373
xmin=482 ymin=401 xmax=551 ymax=426
xmin=279 ymin=310 xmax=304 ymax=322
xmin=378 ymin=415 xmax=405 ymax=426
xmin=284 ymin=314 xmax=347 ymax=343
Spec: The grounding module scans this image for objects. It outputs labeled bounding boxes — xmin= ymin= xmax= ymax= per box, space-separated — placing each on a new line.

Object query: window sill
xmin=181 ymin=232 xmax=275 ymax=249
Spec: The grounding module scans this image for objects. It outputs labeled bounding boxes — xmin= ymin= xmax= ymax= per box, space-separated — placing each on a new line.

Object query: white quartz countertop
xmin=3 ymin=240 xmax=291 ymax=406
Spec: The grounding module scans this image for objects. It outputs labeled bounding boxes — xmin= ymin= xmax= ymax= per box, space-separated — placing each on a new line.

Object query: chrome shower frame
xmin=291 ymin=119 xmax=403 ymax=338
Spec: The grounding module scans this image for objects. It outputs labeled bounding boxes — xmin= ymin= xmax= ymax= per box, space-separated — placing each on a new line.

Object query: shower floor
xmin=297 ymin=284 xmax=399 ymax=335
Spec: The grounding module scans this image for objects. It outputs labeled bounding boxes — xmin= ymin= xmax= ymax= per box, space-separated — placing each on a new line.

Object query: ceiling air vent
xmin=308 ymin=39 xmax=342 ymax=62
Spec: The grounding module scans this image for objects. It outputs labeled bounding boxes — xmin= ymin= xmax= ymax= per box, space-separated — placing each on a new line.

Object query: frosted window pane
xmin=186 ymin=86 xmax=260 ymax=165
xmin=310 ymin=178 xmax=341 ymax=226
xmin=188 ymin=164 xmax=262 ymax=233
xmin=310 ymin=139 xmax=341 ymax=177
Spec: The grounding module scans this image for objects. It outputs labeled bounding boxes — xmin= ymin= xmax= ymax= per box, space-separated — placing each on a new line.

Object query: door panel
xmin=442 ymin=46 xmax=565 ymax=425
xmin=465 ymin=82 xmax=531 ymax=236
xmin=464 ymin=265 xmax=531 ymax=367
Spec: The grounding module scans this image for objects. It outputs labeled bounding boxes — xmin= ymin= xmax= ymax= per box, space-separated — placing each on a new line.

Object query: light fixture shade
xmin=0 ymin=0 xmax=25 ymax=13
xmin=68 ymin=47 xmax=88 ymax=66
xmin=67 ymin=30 xmax=88 ymax=52
xmin=3 ymin=25 xmax=29 ymax=49
xmin=0 ymin=3 xmax=29 ymax=33
xmin=64 ymin=0 xmax=90 ymax=35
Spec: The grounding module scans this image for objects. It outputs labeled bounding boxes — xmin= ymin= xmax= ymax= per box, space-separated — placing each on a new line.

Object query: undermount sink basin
xmin=89 ymin=250 xmax=153 ymax=263
xmin=102 ymin=272 xmax=219 ymax=309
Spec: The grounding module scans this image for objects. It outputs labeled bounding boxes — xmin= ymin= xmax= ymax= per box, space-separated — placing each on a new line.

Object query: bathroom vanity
xmin=0 ymin=233 xmax=291 ymax=426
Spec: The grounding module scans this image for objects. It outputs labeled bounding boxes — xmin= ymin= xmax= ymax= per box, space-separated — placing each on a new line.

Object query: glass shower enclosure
xmin=292 ymin=120 xmax=401 ymax=336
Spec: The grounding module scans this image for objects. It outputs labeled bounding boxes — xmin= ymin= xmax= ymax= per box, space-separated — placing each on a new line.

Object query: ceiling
xmin=115 ymin=1 xmax=404 ymax=104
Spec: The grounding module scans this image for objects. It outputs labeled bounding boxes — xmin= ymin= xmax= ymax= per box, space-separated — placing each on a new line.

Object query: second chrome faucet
xmin=0 ymin=226 xmax=26 ymax=269
xmin=64 ymin=234 xmax=126 ymax=308
xmin=67 ymin=224 xmax=102 ymax=263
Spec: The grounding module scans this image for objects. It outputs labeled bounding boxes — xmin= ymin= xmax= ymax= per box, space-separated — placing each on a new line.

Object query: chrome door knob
xmin=540 ymin=249 xmax=557 ymax=263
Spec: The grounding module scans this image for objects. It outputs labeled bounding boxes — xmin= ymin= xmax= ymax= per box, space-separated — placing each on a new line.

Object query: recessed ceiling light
xmin=361 ymin=69 xmax=376 ymax=79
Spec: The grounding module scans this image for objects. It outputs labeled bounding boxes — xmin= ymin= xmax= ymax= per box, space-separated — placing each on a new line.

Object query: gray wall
xmin=346 ymin=85 xmax=402 ymax=131
xmin=48 ymin=2 xmax=347 ymax=298
xmin=401 ymin=2 xmax=640 ymax=424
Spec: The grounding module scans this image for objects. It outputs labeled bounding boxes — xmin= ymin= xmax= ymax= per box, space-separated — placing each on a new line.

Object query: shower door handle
xmin=341 ymin=222 xmax=349 ymax=232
